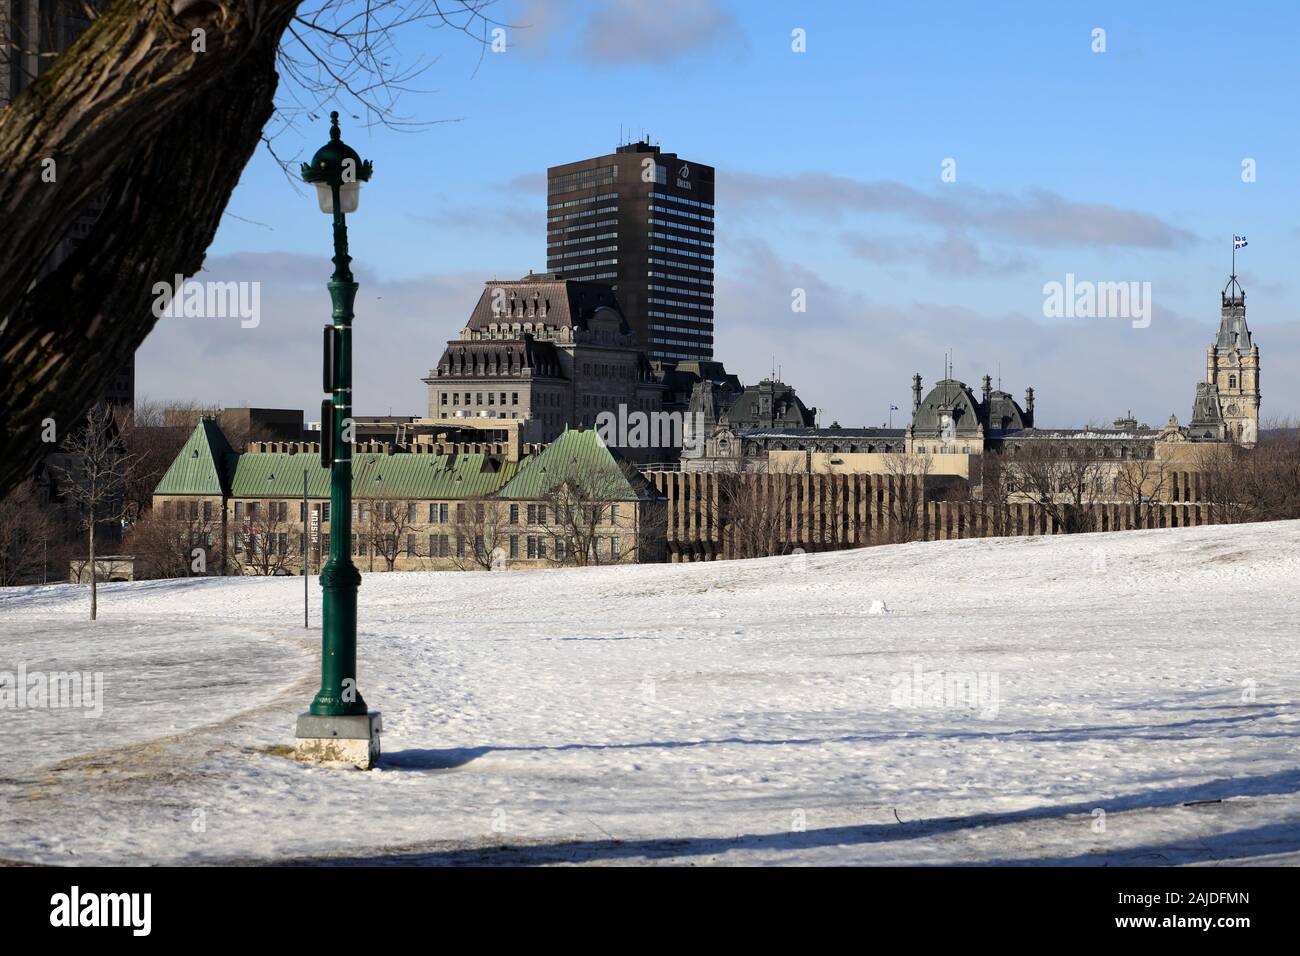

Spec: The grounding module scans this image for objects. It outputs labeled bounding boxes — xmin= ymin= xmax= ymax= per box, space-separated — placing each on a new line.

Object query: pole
xmin=303 ymin=468 xmax=308 ymax=629
xmin=311 ymin=175 xmax=367 ymax=717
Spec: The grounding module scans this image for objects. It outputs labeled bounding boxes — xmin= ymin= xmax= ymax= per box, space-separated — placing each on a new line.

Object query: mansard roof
xmin=465 ymin=273 xmax=630 ymax=334
xmin=432 ymin=336 xmax=566 ymax=380
xmin=1216 ymin=285 xmax=1252 ymax=351
xmin=912 ymin=379 xmax=983 ymax=436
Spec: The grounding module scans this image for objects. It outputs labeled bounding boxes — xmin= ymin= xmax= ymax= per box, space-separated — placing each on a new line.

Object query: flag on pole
xmin=890 ymin=404 xmax=899 ymax=411
xmin=1234 ymin=235 xmax=1248 ymax=249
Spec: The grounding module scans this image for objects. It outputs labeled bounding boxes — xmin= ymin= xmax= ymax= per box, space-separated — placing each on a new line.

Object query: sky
xmin=136 ymin=0 xmax=1300 ymax=429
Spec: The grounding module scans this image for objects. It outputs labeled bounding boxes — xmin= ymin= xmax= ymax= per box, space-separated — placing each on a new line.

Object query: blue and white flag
xmin=1234 ymin=235 xmax=1248 ymax=249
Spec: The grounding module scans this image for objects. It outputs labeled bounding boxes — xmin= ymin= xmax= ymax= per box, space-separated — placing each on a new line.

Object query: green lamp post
xmin=293 ymin=112 xmax=381 ymax=767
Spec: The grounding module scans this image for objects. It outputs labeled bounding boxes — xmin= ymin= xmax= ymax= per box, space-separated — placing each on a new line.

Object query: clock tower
xmin=1207 ymin=274 xmax=1260 ymax=446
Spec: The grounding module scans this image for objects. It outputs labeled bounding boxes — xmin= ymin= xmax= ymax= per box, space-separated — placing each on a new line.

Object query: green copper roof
xmin=153 ymin=421 xmax=519 ymax=500
xmin=227 ymin=450 xmax=518 ymax=500
xmin=153 ymin=420 xmax=234 ymax=496
xmin=497 ymin=428 xmax=650 ymax=501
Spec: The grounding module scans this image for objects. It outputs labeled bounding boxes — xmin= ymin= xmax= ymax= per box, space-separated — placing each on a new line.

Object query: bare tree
xmin=538 ymin=468 xmax=636 ymax=567
xmin=122 ymin=500 xmax=221 ymax=578
xmin=880 ymin=450 xmax=932 ymax=544
xmin=1115 ymin=455 xmax=1171 ymax=527
xmin=55 ymin=403 xmax=134 ymax=617
xmin=230 ymin=500 xmax=301 ymax=575
xmin=0 ymin=479 xmax=60 ymax=586
xmin=0 ymin=1 xmax=504 ymax=501
xmin=361 ymin=497 xmax=426 ymax=571
xmin=1004 ymin=440 xmax=1105 ymax=533
xmin=447 ymin=497 xmax=507 ymax=570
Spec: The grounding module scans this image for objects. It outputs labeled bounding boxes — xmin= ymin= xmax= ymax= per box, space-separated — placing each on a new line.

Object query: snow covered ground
xmin=2 ymin=521 xmax=1298 ymax=866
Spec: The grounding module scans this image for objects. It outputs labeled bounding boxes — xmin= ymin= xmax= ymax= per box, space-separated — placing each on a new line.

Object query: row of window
xmin=649 ymin=190 xmax=714 ymax=212
xmin=547 ymin=191 xmax=618 ymax=212
xmin=647 ymin=270 xmax=712 ymax=287
xmin=554 ymin=245 xmax=618 ymax=259
xmin=563 ymin=271 xmax=618 ymax=281
xmin=648 ymin=283 xmax=712 ymax=300
xmin=648 ymin=297 xmax=710 ymax=311
xmin=649 ymin=310 xmax=714 ymax=325
xmin=648 ymin=258 xmax=712 ymax=274
xmin=440 ymin=391 xmax=521 ymax=406
xmin=548 ymin=164 xmax=617 ymax=195
xmin=548 ymin=205 xmax=618 ymax=227
xmin=548 ymin=231 xmax=618 ymax=248
xmin=649 ymin=240 xmax=713 ymax=259
xmin=547 ymin=217 xmax=618 ymax=237
xmin=647 ymin=203 xmax=713 ymax=224
xmin=648 ymin=217 xmax=713 ymax=238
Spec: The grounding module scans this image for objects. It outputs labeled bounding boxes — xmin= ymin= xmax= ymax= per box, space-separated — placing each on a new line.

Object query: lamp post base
xmin=294 ymin=711 xmax=382 ymax=770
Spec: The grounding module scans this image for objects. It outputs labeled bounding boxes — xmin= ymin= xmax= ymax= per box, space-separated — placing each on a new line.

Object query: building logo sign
xmin=310 ymin=509 xmax=320 ymax=544
xmin=676 ymin=163 xmax=692 ymax=190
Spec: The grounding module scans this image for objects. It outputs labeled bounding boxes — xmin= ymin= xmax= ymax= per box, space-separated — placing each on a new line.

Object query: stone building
xmin=150 ymin=421 xmax=661 ymax=575
xmin=1198 ymin=277 xmax=1260 ymax=446
xmin=423 ymin=273 xmax=666 ymax=452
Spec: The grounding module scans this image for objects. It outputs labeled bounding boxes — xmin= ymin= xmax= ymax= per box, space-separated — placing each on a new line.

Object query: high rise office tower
xmin=546 ymin=140 xmax=714 ymax=364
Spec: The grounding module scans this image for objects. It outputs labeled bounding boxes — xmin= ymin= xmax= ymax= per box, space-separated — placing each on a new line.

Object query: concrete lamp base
xmin=294 ymin=712 xmax=382 ymax=770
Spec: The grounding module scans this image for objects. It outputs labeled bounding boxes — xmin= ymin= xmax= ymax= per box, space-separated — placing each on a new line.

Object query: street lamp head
xmin=300 ymin=111 xmax=373 ymax=213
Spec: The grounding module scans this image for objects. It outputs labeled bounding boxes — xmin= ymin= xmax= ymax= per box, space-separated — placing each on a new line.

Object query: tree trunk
xmin=88 ymin=520 xmax=96 ymax=621
xmin=0 ymin=0 xmax=300 ymax=500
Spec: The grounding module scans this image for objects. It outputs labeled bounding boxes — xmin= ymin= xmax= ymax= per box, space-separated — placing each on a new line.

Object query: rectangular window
xmin=609 ymin=504 xmax=618 ymax=524
xmin=512 ymin=392 xmax=519 ymax=405
xmin=406 ymin=533 xmax=415 ymax=555
xmin=610 ymin=536 xmax=620 ymax=559
xmin=429 ymin=503 xmax=438 ymax=523
xmin=556 ymin=539 xmax=566 ymax=561
xmin=527 ymin=536 xmax=536 ymax=559
xmin=278 ymin=532 xmax=287 ymax=554
xmin=510 ymin=504 xmax=519 ymax=525
xmin=322 ymin=502 xmax=331 ymax=522
xmin=407 ymin=502 xmax=418 ymax=522
xmin=476 ymin=503 xmax=485 ymax=522
xmin=439 ymin=534 xmax=450 ymax=557
xmin=509 ymin=535 xmax=519 ymax=558
xmin=248 ymin=502 xmax=259 ymax=520
xmin=429 ymin=533 xmax=437 ymax=558
xmin=439 ymin=503 xmax=449 ymax=523
xmin=440 ymin=393 xmax=448 ymax=406
xmin=203 ymin=500 xmax=212 ymax=521
xmin=456 ymin=535 xmax=465 ymax=558
xmin=538 ymin=504 xmax=547 ymax=525
xmin=526 ymin=504 xmax=536 ymax=524
xmin=537 ymin=538 xmax=546 ymax=559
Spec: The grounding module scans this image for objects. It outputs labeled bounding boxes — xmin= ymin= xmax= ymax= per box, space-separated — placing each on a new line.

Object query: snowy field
xmin=2 ymin=521 xmax=1298 ymax=866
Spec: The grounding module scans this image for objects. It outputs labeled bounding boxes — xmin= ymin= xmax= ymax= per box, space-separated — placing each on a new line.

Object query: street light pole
xmin=293 ymin=112 xmax=381 ymax=769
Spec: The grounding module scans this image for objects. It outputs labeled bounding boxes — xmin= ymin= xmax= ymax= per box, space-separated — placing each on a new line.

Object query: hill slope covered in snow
xmin=2 ymin=521 xmax=1298 ymax=865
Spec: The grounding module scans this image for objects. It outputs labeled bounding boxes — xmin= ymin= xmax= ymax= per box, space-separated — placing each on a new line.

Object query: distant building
xmin=164 ymin=407 xmax=305 ymax=448
xmin=423 ymin=273 xmax=666 ymax=454
xmin=1200 ymin=276 xmax=1260 ymax=446
xmin=547 ymin=140 xmax=715 ymax=362
xmin=150 ymin=421 xmax=663 ymax=574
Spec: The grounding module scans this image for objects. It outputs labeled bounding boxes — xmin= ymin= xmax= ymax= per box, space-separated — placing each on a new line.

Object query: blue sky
xmin=139 ymin=0 xmax=1300 ymax=428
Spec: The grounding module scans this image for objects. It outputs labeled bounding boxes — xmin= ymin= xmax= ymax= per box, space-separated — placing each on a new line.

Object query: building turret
xmin=912 ymin=373 xmax=923 ymax=412
xmin=1024 ymin=386 xmax=1035 ymax=428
